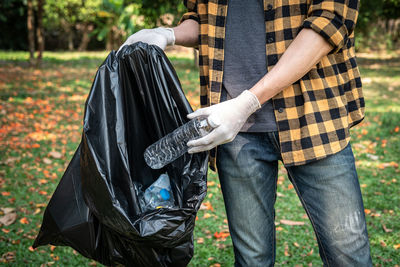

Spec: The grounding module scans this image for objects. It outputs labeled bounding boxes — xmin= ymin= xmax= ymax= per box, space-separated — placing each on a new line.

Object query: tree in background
xmin=1 ymin=0 xmax=397 ymax=53
xmin=27 ymin=0 xmax=35 ymax=64
xmin=356 ymin=0 xmax=400 ymax=50
xmin=138 ymin=0 xmax=186 ymax=27
xmin=93 ymin=0 xmax=141 ymax=50
xmin=44 ymin=0 xmax=101 ymax=51
xmin=26 ymin=0 xmax=44 ymax=66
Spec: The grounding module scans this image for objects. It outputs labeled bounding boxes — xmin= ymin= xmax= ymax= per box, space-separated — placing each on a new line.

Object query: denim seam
xmin=286 ymin=169 xmax=331 ymax=267
xmin=271 ymin=168 xmax=278 ymax=265
xmin=269 ymin=131 xmax=281 ymax=156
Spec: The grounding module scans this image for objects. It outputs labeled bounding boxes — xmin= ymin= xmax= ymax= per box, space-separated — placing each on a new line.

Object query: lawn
xmin=0 ymin=49 xmax=399 ymax=266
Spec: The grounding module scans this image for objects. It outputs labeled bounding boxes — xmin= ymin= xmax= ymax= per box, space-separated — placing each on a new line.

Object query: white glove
xmin=186 ymin=90 xmax=261 ymax=153
xmin=117 ymin=27 xmax=175 ymax=53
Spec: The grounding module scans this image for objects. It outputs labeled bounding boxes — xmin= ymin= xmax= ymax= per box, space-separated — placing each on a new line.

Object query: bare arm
xmin=249 ymin=28 xmax=333 ymax=105
xmin=172 ymin=19 xmax=199 ymax=47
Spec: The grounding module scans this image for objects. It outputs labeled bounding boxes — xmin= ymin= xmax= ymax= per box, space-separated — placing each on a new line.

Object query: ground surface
xmin=0 ymin=49 xmax=399 ymax=266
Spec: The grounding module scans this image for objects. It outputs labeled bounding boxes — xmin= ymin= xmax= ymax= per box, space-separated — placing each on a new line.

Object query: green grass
xmin=0 ymin=50 xmax=399 ymax=266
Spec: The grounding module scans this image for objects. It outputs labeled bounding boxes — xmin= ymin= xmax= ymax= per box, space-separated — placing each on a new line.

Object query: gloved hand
xmin=187 ymin=90 xmax=261 ymax=153
xmin=117 ymin=27 xmax=175 ymax=53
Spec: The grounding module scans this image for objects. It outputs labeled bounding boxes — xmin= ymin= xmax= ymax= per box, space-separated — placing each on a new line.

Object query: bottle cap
xmin=160 ymin=189 xmax=171 ymax=200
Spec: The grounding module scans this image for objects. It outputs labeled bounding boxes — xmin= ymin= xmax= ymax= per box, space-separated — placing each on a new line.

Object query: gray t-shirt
xmin=222 ymin=0 xmax=277 ymax=132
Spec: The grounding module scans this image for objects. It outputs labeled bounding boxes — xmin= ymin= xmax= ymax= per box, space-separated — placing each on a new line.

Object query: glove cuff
xmin=239 ymin=90 xmax=262 ymax=114
xmin=155 ymin=27 xmax=175 ymax=46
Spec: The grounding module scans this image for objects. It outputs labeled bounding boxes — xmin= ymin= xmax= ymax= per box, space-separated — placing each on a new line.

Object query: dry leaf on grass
xmin=280 ymin=219 xmax=305 ymax=226
xmin=0 ymin=208 xmax=17 ymax=226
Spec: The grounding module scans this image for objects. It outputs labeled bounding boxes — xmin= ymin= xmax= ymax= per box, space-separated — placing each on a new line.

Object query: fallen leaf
xmin=1 ymin=207 xmax=15 ymax=214
xmin=380 ymin=240 xmax=387 ymax=247
xmin=4 ymin=157 xmax=20 ymax=165
xmin=210 ymin=264 xmax=221 ymax=267
xmin=38 ymin=179 xmax=48 ymax=185
xmin=52 ymin=255 xmax=59 ymax=261
xmin=390 ymin=162 xmax=399 ymax=168
xmin=364 ymin=209 xmax=371 ymax=215
xmin=216 ymin=243 xmax=227 ymax=249
xmin=365 ymin=153 xmax=379 ymax=161
xmin=382 ymin=224 xmax=393 ymax=233
xmin=280 ymin=219 xmax=305 ymax=226
xmin=1 ymin=191 xmax=11 ymax=196
xmin=43 ymin=158 xmax=52 ymax=164
xmin=394 ymin=244 xmax=400 ymax=250
xmin=284 ymin=242 xmax=290 ymax=256
xmin=33 ymin=208 xmax=41 ymax=215
xmin=293 ymin=242 xmax=300 ymax=247
xmin=203 ymin=213 xmax=212 ymax=219
xmin=28 ymin=246 xmax=35 ymax=252
xmin=48 ymin=151 xmax=62 ymax=159
xmin=197 ymin=237 xmax=204 ymax=244
xmin=200 ymin=201 xmax=214 ymax=211
xmin=0 ymin=212 xmax=17 ymax=226
xmin=307 ymin=248 xmax=314 ymax=256
xmin=19 ymin=217 xmax=29 ymax=224
xmin=1 ymin=251 xmax=16 ymax=263
xmin=214 ymin=231 xmax=230 ymax=239
xmin=207 ymin=181 xmax=215 ymax=187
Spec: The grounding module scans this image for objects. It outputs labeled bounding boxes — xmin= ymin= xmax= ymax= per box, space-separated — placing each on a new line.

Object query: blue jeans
xmin=216 ymin=131 xmax=372 ymax=267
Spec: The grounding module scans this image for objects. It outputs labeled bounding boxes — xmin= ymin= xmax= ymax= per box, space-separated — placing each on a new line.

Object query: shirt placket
xmin=209 ymin=0 xmax=228 ymax=106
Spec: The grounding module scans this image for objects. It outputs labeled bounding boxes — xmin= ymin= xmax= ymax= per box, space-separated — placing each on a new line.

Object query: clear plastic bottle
xmin=144 ymin=117 xmax=214 ymax=169
xmin=143 ymin=173 xmax=175 ymax=210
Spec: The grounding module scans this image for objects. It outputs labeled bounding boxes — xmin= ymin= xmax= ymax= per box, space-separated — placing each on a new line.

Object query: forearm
xmin=249 ymin=28 xmax=333 ymax=105
xmin=172 ymin=19 xmax=199 ymax=47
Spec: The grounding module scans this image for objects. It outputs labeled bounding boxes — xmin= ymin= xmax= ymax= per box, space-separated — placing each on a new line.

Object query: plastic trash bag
xmin=32 ymin=42 xmax=209 ymax=267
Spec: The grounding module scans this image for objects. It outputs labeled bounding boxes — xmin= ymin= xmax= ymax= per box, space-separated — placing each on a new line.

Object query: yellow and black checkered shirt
xmin=179 ymin=0 xmax=364 ymax=171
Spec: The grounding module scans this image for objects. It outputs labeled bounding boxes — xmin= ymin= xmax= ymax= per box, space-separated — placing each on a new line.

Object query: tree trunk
xmin=106 ymin=27 xmax=113 ymax=51
xmin=78 ymin=24 xmax=93 ymax=51
xmin=36 ymin=0 xmax=44 ymax=66
xmin=67 ymin=31 xmax=74 ymax=51
xmin=27 ymin=0 xmax=35 ymax=66
xmin=61 ymin=18 xmax=74 ymax=51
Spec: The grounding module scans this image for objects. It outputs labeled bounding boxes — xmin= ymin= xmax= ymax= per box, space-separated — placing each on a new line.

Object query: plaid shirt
xmin=179 ymin=0 xmax=364 ymax=171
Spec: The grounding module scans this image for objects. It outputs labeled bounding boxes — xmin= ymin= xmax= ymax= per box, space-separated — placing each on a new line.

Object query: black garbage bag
xmin=32 ymin=42 xmax=209 ymax=267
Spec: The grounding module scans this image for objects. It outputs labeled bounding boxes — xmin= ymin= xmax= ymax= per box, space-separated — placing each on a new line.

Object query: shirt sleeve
xmin=178 ymin=0 xmax=199 ymax=25
xmin=302 ymin=0 xmax=359 ymax=54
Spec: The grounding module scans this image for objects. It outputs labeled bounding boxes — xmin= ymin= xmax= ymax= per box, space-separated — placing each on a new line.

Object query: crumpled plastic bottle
xmin=144 ymin=117 xmax=214 ymax=169
xmin=141 ymin=173 xmax=175 ymax=211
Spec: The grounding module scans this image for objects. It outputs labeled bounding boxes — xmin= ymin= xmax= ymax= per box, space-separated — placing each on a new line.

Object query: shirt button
xmin=278 ymin=107 xmax=284 ymax=113
xmin=267 ymin=37 xmax=274 ymax=43
xmin=267 ymin=4 xmax=273 ymax=10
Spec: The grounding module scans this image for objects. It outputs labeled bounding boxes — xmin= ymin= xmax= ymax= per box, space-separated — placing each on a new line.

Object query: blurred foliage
xmin=44 ymin=0 xmax=100 ymax=30
xmin=356 ymin=0 xmax=400 ymax=50
xmin=137 ymin=0 xmax=186 ymax=27
xmin=0 ymin=0 xmax=399 ymax=51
